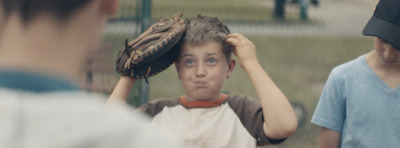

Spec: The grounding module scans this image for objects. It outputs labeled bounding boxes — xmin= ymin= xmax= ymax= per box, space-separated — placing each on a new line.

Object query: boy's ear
xmin=174 ymin=62 xmax=181 ymax=79
xmin=226 ymin=59 xmax=236 ymax=79
xmin=101 ymin=0 xmax=119 ymax=16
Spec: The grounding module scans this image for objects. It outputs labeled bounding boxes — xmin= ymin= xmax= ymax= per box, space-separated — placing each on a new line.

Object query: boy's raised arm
xmin=108 ymin=76 xmax=137 ymax=103
xmin=226 ymin=33 xmax=298 ymax=139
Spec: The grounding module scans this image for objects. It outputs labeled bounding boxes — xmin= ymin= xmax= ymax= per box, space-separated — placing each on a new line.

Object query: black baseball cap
xmin=362 ymin=0 xmax=400 ymax=50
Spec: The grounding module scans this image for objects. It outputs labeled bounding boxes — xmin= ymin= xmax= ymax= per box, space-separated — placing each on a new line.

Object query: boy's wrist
xmin=120 ymin=75 xmax=136 ymax=83
xmin=240 ymin=60 xmax=261 ymax=71
xmin=117 ymin=76 xmax=137 ymax=90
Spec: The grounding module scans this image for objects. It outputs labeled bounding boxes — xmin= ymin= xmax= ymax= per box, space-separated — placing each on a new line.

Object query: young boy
xmin=311 ymin=0 xmax=400 ymax=147
xmin=0 ymin=0 xmax=180 ymax=147
xmin=110 ymin=15 xmax=298 ymax=147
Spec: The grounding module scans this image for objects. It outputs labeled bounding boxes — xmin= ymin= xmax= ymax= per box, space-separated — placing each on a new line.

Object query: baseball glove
xmin=115 ymin=15 xmax=186 ymax=79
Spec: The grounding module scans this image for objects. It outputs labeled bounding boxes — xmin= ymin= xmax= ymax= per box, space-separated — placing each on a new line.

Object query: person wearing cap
xmin=311 ymin=0 xmax=400 ymax=147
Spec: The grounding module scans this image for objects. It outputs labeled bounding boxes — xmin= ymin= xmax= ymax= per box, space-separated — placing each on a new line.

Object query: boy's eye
xmin=185 ymin=59 xmax=195 ymax=66
xmin=207 ymin=58 xmax=216 ymax=64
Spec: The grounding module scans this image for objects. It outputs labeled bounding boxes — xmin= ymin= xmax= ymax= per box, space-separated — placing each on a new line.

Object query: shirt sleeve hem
xmin=311 ymin=117 xmax=342 ymax=132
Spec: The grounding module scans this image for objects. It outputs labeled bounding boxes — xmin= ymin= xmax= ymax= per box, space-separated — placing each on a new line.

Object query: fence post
xmin=139 ymin=0 xmax=151 ymax=105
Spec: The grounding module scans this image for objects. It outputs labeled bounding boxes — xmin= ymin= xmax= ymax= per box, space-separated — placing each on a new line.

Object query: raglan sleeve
xmin=227 ymin=95 xmax=287 ymax=146
xmin=137 ymin=98 xmax=180 ymax=118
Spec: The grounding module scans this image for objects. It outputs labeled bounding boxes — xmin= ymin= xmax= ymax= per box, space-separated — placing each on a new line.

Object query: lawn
xmin=116 ymin=0 xmax=300 ymax=22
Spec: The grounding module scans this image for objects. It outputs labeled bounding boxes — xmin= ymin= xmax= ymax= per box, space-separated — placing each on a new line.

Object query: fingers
xmin=225 ymin=33 xmax=257 ymax=61
xmin=226 ymin=34 xmax=259 ymax=69
xmin=226 ymin=33 xmax=252 ymax=47
xmin=226 ymin=33 xmax=244 ymax=45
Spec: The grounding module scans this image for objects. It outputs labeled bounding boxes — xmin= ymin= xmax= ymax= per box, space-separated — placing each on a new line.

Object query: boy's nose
xmin=195 ymin=64 xmax=207 ymax=77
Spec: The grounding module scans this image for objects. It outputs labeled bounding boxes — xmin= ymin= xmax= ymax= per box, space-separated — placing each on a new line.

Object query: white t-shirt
xmin=0 ymin=89 xmax=182 ymax=148
xmin=138 ymin=94 xmax=286 ymax=148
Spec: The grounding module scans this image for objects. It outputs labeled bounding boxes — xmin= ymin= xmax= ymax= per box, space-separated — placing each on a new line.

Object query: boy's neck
xmin=365 ymin=51 xmax=400 ymax=88
xmin=180 ymin=94 xmax=228 ymax=109
xmin=366 ymin=51 xmax=400 ymax=71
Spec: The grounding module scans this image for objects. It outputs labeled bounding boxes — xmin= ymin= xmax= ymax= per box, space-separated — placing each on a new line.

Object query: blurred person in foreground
xmin=311 ymin=0 xmax=400 ymax=147
xmin=0 ymin=0 xmax=181 ymax=147
xmin=109 ymin=15 xmax=298 ymax=148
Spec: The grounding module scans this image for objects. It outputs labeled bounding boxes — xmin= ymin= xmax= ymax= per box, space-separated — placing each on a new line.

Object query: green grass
xmin=117 ymin=0 xmax=301 ymax=22
xmin=152 ymin=0 xmax=271 ymax=22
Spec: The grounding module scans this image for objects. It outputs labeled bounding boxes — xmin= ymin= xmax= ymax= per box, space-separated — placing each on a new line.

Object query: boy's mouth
xmin=381 ymin=58 xmax=398 ymax=64
xmin=194 ymin=81 xmax=207 ymax=86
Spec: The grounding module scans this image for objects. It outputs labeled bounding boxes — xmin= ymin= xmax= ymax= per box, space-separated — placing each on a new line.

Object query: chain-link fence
xmin=88 ymin=0 xmax=380 ymax=147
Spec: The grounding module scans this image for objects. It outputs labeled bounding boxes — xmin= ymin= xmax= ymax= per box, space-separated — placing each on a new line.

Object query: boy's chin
xmin=188 ymin=94 xmax=221 ymax=102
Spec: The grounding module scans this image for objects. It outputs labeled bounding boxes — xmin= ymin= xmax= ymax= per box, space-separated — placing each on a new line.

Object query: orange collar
xmin=179 ymin=94 xmax=228 ymax=109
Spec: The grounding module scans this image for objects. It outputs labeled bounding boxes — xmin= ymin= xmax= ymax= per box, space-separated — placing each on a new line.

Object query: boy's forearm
xmin=244 ymin=61 xmax=298 ymax=139
xmin=108 ymin=76 xmax=136 ymax=103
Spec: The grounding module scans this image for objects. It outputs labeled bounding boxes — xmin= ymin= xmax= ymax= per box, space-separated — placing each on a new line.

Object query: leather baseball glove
xmin=116 ymin=15 xmax=186 ymax=79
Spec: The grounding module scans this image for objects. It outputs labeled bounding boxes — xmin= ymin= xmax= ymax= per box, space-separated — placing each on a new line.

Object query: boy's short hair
xmin=179 ymin=15 xmax=232 ymax=61
xmin=0 ymin=0 xmax=91 ymax=24
xmin=362 ymin=0 xmax=400 ymax=50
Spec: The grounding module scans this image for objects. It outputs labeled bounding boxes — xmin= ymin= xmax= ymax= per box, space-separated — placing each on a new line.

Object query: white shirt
xmin=0 ymin=88 xmax=182 ymax=148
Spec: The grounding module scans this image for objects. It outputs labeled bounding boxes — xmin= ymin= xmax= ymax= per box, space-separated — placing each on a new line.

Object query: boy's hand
xmin=226 ymin=33 xmax=259 ymax=69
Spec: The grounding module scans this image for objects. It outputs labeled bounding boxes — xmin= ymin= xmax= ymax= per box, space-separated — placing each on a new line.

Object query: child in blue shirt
xmin=311 ymin=0 xmax=400 ymax=147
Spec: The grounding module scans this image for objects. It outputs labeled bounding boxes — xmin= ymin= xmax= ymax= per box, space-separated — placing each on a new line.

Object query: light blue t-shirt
xmin=311 ymin=55 xmax=400 ymax=148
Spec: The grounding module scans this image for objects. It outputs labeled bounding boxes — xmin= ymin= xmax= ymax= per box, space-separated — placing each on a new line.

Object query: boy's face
xmin=374 ymin=37 xmax=400 ymax=65
xmin=0 ymin=6 xmax=3 ymax=37
xmin=175 ymin=41 xmax=235 ymax=102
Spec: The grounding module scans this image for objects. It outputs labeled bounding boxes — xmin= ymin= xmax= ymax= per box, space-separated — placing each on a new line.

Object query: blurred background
xmin=79 ymin=0 xmax=379 ymax=147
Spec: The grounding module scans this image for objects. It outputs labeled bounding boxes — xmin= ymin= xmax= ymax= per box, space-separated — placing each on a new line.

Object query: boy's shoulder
xmin=137 ymin=95 xmax=262 ymax=117
xmin=137 ymin=97 xmax=180 ymax=117
xmin=223 ymin=94 xmax=261 ymax=109
xmin=330 ymin=55 xmax=366 ymax=77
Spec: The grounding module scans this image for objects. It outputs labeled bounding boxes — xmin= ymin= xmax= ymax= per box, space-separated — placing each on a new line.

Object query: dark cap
xmin=362 ymin=0 xmax=400 ymax=50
